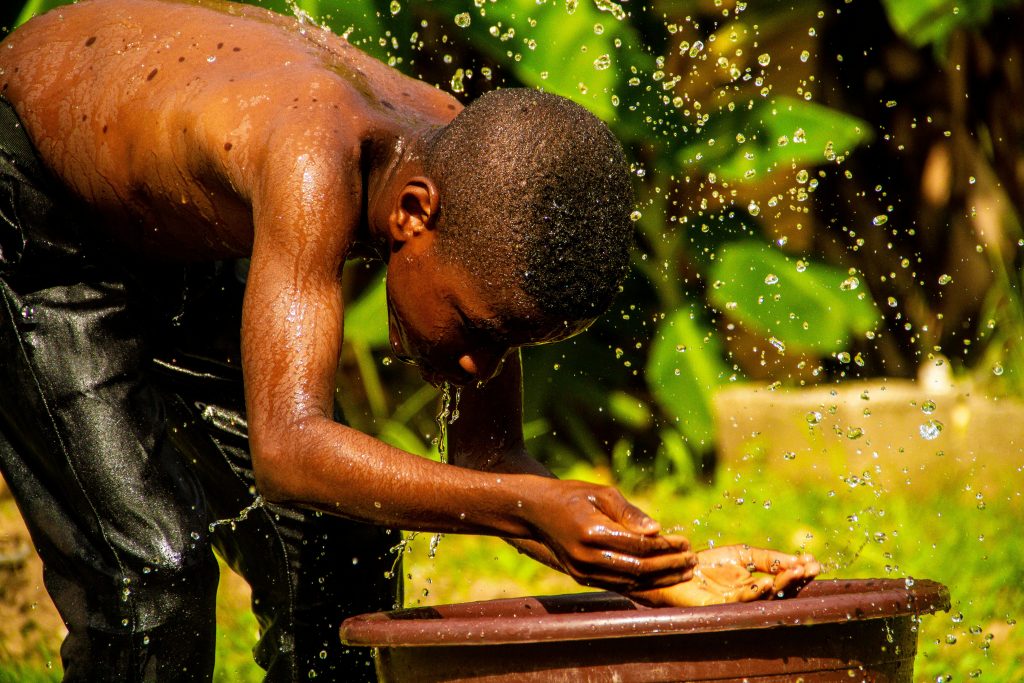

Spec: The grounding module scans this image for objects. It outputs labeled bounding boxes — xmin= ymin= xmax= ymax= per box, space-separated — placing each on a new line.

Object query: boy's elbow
xmin=250 ymin=439 xmax=299 ymax=504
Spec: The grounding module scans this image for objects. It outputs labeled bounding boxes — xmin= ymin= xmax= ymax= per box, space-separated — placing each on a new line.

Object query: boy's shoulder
xmin=0 ymin=0 xmax=459 ymax=258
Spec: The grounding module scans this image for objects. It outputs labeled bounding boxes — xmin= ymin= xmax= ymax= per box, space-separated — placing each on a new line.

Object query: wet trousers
xmin=0 ymin=98 xmax=400 ymax=681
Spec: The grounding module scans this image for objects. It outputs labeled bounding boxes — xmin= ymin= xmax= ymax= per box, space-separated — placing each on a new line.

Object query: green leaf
xmin=655 ymin=426 xmax=696 ymax=491
xmin=607 ymin=390 xmax=653 ymax=430
xmin=15 ymin=0 xmax=72 ymax=26
xmin=377 ymin=419 xmax=428 ymax=456
xmin=344 ymin=274 xmax=390 ymax=347
xmin=645 ymin=307 xmax=728 ymax=449
xmin=440 ymin=0 xmax=648 ymax=122
xmin=708 ymin=241 xmax=880 ymax=353
xmin=680 ymin=96 xmax=871 ymax=184
xmin=880 ymin=0 xmax=1019 ymax=48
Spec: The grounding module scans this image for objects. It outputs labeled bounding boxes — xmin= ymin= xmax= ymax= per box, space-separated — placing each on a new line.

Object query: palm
xmin=629 ymin=545 xmax=820 ymax=608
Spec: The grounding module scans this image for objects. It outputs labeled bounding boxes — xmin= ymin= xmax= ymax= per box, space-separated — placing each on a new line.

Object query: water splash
xmin=426 ymin=383 xmax=462 ymax=557
xmin=208 ymin=495 xmax=265 ymax=533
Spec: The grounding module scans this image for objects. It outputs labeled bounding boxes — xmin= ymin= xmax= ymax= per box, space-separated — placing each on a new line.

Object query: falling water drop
xmin=919 ymin=419 xmax=943 ymax=441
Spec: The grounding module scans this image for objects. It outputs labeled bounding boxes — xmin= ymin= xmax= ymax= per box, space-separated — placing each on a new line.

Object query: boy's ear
xmin=388 ymin=176 xmax=440 ymax=249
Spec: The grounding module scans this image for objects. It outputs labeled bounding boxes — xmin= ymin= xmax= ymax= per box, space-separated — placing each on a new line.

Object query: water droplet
xmin=769 ymin=337 xmax=786 ymax=353
xmin=764 ymin=273 xmax=778 ymax=285
xmin=796 ymin=169 xmax=809 ymax=184
xmin=938 ymin=274 xmax=952 ymax=285
xmin=919 ymin=419 xmax=943 ymax=440
xmin=593 ymin=54 xmax=611 ymax=70
xmin=190 ymin=531 xmax=200 ymax=540
xmin=454 ymin=12 xmax=471 ymax=27
xmin=19 ymin=304 xmax=37 ymax=325
xmin=450 ymin=68 xmax=465 ymax=93
xmin=837 ymin=351 xmax=851 ymax=363
xmin=872 ymin=214 xmax=888 ymax=226
xmin=846 ymin=426 xmax=863 ymax=440
xmin=921 ymin=399 xmax=937 ymax=414
xmin=783 ymin=450 xmax=796 ymax=461
xmin=993 ymin=363 xmax=1004 ymax=376
xmin=389 ymin=0 xmax=401 ymax=15
xmin=747 ymin=201 xmax=761 ymax=216
xmin=688 ymin=40 xmax=704 ymax=58
xmin=792 ymin=128 xmax=806 ymax=143
xmin=629 ymin=210 xmax=642 ymax=222
xmin=757 ymin=53 xmax=770 ymax=66
xmin=840 ymin=276 xmax=860 ymax=291
xmin=806 ymin=411 xmax=822 ymax=425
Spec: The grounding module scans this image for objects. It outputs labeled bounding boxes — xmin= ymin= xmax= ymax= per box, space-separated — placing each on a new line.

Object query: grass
xmin=3 ymin=456 xmax=1021 ymax=681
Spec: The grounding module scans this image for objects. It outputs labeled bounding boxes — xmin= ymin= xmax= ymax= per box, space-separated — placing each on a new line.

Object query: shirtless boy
xmin=0 ymin=0 xmax=818 ymax=680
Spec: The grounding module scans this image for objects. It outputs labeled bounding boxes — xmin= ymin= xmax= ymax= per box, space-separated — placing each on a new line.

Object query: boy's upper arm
xmin=240 ymin=128 xmax=360 ymax=468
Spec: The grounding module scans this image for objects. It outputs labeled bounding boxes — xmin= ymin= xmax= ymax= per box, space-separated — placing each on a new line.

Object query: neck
xmin=365 ymin=126 xmax=438 ymax=259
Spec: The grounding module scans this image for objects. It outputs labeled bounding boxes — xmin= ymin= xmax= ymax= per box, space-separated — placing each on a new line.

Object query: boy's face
xmin=385 ymin=249 xmax=588 ymax=386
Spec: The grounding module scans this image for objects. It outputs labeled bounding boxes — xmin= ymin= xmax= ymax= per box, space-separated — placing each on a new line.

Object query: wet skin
xmin=0 ymin=0 xmax=816 ymax=603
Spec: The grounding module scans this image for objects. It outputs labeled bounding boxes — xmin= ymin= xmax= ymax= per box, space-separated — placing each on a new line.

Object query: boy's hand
xmin=628 ymin=545 xmax=820 ymax=607
xmin=524 ymin=479 xmax=696 ymax=592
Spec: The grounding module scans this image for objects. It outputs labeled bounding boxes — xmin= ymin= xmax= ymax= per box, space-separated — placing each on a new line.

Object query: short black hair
xmin=426 ymin=88 xmax=633 ymax=323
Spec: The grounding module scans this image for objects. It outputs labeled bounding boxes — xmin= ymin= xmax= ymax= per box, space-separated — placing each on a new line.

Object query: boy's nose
xmin=457 ymin=349 xmax=509 ymax=384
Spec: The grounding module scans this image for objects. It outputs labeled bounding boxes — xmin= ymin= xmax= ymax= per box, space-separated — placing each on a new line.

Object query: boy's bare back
xmin=0 ymin=0 xmax=459 ymax=259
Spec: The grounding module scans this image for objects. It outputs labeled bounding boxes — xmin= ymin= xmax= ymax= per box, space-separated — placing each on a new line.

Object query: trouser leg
xmin=163 ymin=390 xmax=401 ymax=683
xmin=0 ymin=275 xmax=219 ymax=682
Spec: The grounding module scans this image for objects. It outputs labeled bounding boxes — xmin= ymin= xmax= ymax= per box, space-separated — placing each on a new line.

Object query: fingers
xmin=561 ymin=546 xmax=697 ymax=592
xmin=741 ymin=547 xmax=818 ymax=575
xmin=590 ymin=488 xmax=661 ymax=535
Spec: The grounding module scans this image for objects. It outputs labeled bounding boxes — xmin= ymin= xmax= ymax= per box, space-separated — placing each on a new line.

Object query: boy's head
xmin=384 ymin=88 xmax=634 ymax=385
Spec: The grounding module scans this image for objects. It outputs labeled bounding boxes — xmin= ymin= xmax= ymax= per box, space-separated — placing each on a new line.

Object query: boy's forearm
xmin=252 ymin=415 xmax=546 ymax=539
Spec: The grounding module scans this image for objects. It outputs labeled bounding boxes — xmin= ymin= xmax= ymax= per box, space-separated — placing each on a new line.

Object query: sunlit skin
xmin=0 ymin=0 xmax=817 ymax=605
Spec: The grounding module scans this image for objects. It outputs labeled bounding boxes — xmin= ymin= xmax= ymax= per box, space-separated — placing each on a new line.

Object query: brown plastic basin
xmin=340 ymin=578 xmax=949 ymax=682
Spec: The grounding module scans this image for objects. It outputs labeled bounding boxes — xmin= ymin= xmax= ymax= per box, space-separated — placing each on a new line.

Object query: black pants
xmin=0 ymin=99 xmax=399 ymax=681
